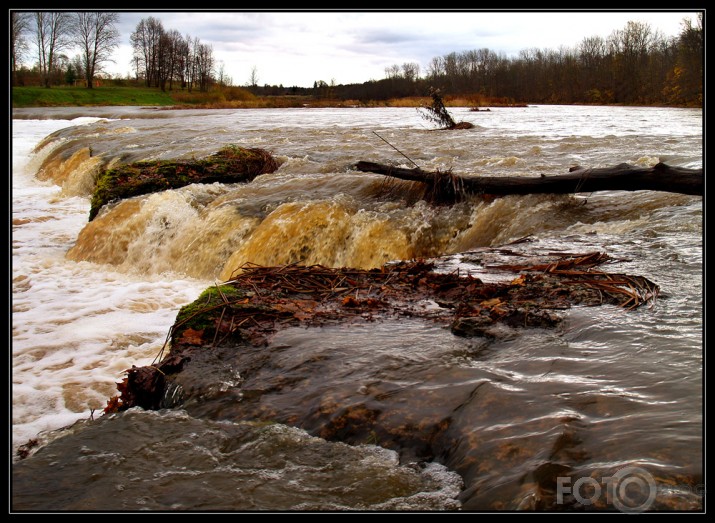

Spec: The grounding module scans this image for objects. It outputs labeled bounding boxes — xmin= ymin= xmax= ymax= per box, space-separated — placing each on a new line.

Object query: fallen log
xmin=355 ymin=161 xmax=703 ymax=201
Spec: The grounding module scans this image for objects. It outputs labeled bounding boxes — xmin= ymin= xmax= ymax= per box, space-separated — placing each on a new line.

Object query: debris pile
xmin=105 ymin=250 xmax=658 ymax=413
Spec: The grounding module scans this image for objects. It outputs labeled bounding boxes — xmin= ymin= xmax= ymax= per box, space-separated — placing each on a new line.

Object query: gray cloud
xmin=93 ymin=10 xmax=698 ymax=87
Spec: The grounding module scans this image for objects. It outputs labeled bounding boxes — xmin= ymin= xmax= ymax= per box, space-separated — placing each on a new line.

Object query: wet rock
xmin=97 ymin=250 xmax=672 ymax=511
xmin=89 ymin=145 xmax=278 ymax=221
xmin=105 ymin=253 xmax=659 ymax=415
xmin=451 ymin=315 xmax=495 ymax=338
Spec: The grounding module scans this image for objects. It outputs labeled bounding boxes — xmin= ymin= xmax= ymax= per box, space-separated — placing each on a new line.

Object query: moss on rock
xmin=88 ymin=145 xmax=278 ymax=221
xmin=171 ymin=285 xmax=257 ymax=346
xmin=107 ymin=252 xmax=660 ymax=414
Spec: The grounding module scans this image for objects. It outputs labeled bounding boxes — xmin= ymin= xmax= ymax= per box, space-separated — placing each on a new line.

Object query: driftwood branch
xmin=355 ymin=161 xmax=703 ymax=200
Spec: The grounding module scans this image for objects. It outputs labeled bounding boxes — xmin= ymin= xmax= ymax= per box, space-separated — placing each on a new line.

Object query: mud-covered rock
xmin=89 ymin=145 xmax=278 ymax=221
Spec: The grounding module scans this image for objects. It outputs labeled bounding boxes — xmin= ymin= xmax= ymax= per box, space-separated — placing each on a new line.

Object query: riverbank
xmin=12 ymin=86 xmax=178 ymax=107
xmin=13 ymin=85 xmax=698 ymax=111
xmin=10 ymin=85 xmax=526 ymax=109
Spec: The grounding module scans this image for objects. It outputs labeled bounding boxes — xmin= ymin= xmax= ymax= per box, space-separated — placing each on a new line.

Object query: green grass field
xmin=11 ymin=86 xmax=177 ymax=107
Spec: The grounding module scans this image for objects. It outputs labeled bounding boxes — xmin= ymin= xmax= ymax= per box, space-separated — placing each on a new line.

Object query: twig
xmin=215 ymin=281 xmax=230 ymax=305
xmin=574 ymin=167 xmax=592 ymax=193
xmin=212 ymin=307 xmax=227 ymax=347
xmin=373 ymin=131 xmax=420 ymax=169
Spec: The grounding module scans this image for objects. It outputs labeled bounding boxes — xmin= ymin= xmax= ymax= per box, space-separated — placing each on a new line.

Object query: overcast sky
xmin=101 ymin=10 xmax=700 ymax=88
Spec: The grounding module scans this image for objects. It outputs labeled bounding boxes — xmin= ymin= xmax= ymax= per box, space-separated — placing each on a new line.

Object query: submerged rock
xmin=107 ymin=250 xmax=659 ymax=416
xmin=89 ymin=249 xmax=696 ymax=511
xmin=12 ymin=410 xmax=464 ymax=511
xmin=451 ymin=315 xmax=499 ymax=338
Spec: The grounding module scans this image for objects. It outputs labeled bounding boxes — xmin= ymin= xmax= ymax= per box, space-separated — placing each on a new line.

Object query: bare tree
xmin=181 ymin=34 xmax=197 ymax=91
xmin=34 ymin=11 xmax=72 ymax=88
xmin=608 ymin=21 xmax=658 ymax=103
xmin=130 ymin=16 xmax=164 ymax=87
xmin=174 ymin=33 xmax=191 ymax=89
xmin=217 ymin=61 xmax=226 ymax=87
xmin=55 ymin=53 xmax=70 ymax=82
xmin=72 ymin=12 xmax=120 ymax=89
xmin=161 ymin=29 xmax=183 ymax=90
xmin=195 ymin=43 xmax=215 ymax=92
xmin=248 ymin=65 xmax=259 ymax=88
xmin=156 ymin=30 xmax=172 ymax=91
xmin=666 ymin=13 xmax=704 ymax=105
xmin=186 ymin=35 xmax=201 ymax=92
xmin=384 ymin=64 xmax=400 ymax=79
xmin=426 ymin=56 xmax=444 ymax=82
xmin=71 ymin=54 xmax=85 ymax=82
xmin=401 ymin=62 xmax=420 ymax=82
xmin=11 ymin=11 xmax=31 ymax=86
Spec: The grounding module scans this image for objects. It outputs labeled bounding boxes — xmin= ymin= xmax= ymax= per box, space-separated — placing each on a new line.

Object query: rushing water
xmin=11 ymin=105 xmax=702 ymax=511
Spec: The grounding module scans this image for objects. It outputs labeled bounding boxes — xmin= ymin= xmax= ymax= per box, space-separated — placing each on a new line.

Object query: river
xmin=11 ymin=105 xmax=702 ymax=511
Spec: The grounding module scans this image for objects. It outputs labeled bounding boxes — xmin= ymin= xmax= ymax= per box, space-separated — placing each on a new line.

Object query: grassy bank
xmin=12 ymin=85 xmax=696 ymax=110
xmin=12 ymin=85 xmax=310 ymax=108
xmin=12 ymin=86 xmax=178 ymax=107
xmin=12 ymin=85 xmax=528 ymax=110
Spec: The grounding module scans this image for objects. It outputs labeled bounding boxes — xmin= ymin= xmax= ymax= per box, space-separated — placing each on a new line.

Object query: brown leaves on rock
xmin=105 ymin=357 xmax=191 ymax=414
xmin=488 ymin=251 xmax=659 ymax=309
xmin=179 ymin=327 xmax=205 ymax=346
xmin=103 ymin=393 xmax=123 ymax=414
xmin=178 ymin=253 xmax=658 ymax=349
xmin=105 ymin=251 xmax=659 ymax=414
xmin=341 ymin=296 xmax=383 ymax=309
xmin=488 ymin=251 xmax=611 ymax=273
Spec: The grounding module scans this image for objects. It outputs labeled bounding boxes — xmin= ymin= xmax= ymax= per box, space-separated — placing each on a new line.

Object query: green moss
xmin=175 ymin=285 xmax=248 ymax=324
xmin=171 ymin=285 xmax=252 ymax=346
xmin=88 ymin=146 xmax=278 ymax=221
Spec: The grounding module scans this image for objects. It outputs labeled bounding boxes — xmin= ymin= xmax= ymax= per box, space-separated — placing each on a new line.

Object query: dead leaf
xmin=342 ymin=296 xmax=359 ymax=307
xmin=480 ymin=298 xmax=502 ymax=308
xmin=294 ymin=311 xmax=313 ymax=321
xmin=103 ymin=395 xmax=123 ymax=414
xmin=510 ymin=275 xmax=527 ymax=286
xmin=180 ymin=327 xmax=205 ymax=345
xmin=491 ymin=305 xmax=509 ymax=316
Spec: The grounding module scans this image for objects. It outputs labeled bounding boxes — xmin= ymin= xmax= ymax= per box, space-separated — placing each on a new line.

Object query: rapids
xmin=11 ymin=105 xmax=702 ymax=511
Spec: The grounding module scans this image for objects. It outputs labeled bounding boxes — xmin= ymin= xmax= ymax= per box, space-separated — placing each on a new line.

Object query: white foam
xmin=12 ymin=119 xmax=207 ymax=451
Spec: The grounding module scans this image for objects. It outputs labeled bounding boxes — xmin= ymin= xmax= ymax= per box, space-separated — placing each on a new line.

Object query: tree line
xmin=129 ymin=16 xmax=216 ymax=92
xmin=11 ymin=11 xmax=120 ymax=89
xmin=11 ymin=12 xmax=219 ymax=93
xmin=320 ymin=16 xmax=702 ymax=106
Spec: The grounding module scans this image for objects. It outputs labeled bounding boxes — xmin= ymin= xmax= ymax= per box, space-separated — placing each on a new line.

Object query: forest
xmin=326 ymin=16 xmax=703 ymax=106
xmin=11 ymin=12 xmax=703 ymax=107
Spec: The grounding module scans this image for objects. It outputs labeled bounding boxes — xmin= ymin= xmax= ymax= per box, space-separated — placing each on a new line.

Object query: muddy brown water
xmin=11 ymin=106 xmax=702 ymax=511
